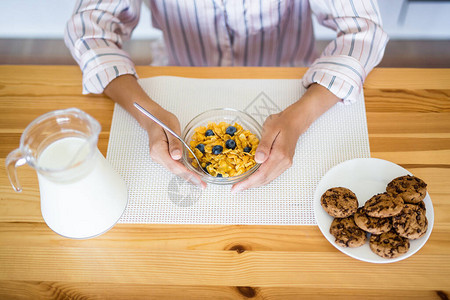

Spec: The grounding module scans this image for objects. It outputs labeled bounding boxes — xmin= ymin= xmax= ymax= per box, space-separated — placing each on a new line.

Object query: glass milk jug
xmin=6 ymin=108 xmax=128 ymax=239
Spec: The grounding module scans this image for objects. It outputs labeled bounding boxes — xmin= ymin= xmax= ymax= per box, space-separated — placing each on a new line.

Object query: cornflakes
xmin=188 ymin=122 xmax=259 ymax=177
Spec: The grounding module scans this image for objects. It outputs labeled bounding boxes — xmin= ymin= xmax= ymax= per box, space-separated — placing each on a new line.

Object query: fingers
xmin=231 ymin=154 xmax=290 ymax=193
xmin=153 ymin=140 xmax=206 ymax=189
xmin=148 ymin=126 xmax=206 ymax=189
xmin=165 ymin=122 xmax=183 ymax=160
xmin=231 ymin=133 xmax=294 ymax=193
xmin=255 ymin=118 xmax=280 ymax=164
xmin=166 ymin=157 xmax=207 ymax=189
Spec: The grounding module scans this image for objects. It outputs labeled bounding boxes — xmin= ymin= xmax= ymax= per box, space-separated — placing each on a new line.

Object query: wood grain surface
xmin=0 ymin=66 xmax=449 ymax=300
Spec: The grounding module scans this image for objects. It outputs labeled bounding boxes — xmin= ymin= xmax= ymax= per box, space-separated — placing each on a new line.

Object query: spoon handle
xmin=133 ymin=102 xmax=209 ymax=176
xmin=133 ymin=102 xmax=184 ymax=144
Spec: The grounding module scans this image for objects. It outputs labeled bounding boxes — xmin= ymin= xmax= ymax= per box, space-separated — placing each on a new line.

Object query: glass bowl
xmin=182 ymin=108 xmax=263 ymax=185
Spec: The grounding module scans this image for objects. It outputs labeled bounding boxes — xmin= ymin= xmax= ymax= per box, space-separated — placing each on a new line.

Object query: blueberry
xmin=195 ymin=143 xmax=205 ymax=153
xmin=203 ymin=162 xmax=211 ymax=173
xmin=243 ymin=146 xmax=252 ymax=153
xmin=225 ymin=126 xmax=237 ymax=136
xmin=216 ymin=173 xmax=223 ymax=178
xmin=212 ymin=145 xmax=223 ymax=155
xmin=205 ymin=129 xmax=214 ymax=137
xmin=225 ymin=139 xmax=236 ymax=149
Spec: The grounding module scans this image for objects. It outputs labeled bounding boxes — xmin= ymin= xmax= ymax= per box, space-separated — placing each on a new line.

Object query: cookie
xmin=392 ymin=203 xmax=428 ymax=240
xmin=386 ymin=175 xmax=427 ymax=204
xmin=354 ymin=207 xmax=392 ymax=234
xmin=417 ymin=200 xmax=427 ymax=212
xmin=321 ymin=187 xmax=358 ymax=218
xmin=364 ymin=192 xmax=404 ymax=218
xmin=369 ymin=230 xmax=410 ymax=259
xmin=329 ymin=216 xmax=367 ymax=248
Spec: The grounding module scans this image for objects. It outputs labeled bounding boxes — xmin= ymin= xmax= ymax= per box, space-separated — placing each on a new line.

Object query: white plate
xmin=314 ymin=158 xmax=434 ymax=263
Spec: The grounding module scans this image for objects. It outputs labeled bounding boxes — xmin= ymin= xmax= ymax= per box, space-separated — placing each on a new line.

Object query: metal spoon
xmin=133 ymin=102 xmax=209 ymax=176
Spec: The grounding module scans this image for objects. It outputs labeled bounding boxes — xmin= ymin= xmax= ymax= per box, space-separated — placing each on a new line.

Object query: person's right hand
xmin=141 ymin=105 xmax=207 ymax=189
xmin=104 ymin=74 xmax=206 ymax=189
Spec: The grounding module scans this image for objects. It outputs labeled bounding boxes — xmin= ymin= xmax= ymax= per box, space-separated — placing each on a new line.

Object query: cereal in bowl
xmin=188 ymin=122 xmax=259 ymax=177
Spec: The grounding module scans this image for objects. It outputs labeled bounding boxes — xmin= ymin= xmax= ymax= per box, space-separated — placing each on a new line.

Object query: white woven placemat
xmin=107 ymin=76 xmax=370 ymax=225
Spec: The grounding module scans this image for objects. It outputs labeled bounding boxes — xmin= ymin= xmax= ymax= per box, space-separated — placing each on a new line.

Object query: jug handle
xmin=5 ymin=149 xmax=27 ymax=192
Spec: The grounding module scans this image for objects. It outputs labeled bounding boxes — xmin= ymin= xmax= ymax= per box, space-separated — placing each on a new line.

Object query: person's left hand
xmin=231 ymin=84 xmax=340 ymax=193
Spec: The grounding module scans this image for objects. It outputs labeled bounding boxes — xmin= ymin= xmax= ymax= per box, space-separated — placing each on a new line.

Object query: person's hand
xmin=231 ymin=84 xmax=340 ymax=193
xmin=230 ymin=103 xmax=304 ymax=193
xmin=104 ymin=75 xmax=206 ymax=189
xmin=141 ymin=104 xmax=206 ymax=189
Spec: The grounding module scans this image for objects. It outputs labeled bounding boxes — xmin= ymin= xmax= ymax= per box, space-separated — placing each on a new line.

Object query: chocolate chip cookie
xmin=364 ymin=192 xmax=404 ymax=218
xmin=321 ymin=187 xmax=358 ymax=218
xmin=417 ymin=200 xmax=427 ymax=212
xmin=386 ymin=175 xmax=427 ymax=204
xmin=392 ymin=203 xmax=428 ymax=240
xmin=369 ymin=230 xmax=410 ymax=259
xmin=354 ymin=207 xmax=392 ymax=234
xmin=330 ymin=216 xmax=367 ymax=248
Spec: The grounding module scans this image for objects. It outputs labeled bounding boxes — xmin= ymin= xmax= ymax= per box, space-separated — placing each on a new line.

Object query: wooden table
xmin=1 ymin=66 xmax=449 ymax=299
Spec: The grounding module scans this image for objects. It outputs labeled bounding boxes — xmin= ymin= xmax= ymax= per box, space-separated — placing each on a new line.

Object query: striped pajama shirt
xmin=64 ymin=0 xmax=388 ymax=104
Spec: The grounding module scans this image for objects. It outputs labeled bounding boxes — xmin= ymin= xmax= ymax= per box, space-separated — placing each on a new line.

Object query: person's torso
xmin=148 ymin=0 xmax=317 ymax=66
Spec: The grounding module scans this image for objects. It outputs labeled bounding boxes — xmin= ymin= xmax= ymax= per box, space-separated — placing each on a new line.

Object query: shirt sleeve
xmin=64 ymin=0 xmax=142 ymax=94
xmin=305 ymin=0 xmax=389 ymax=104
